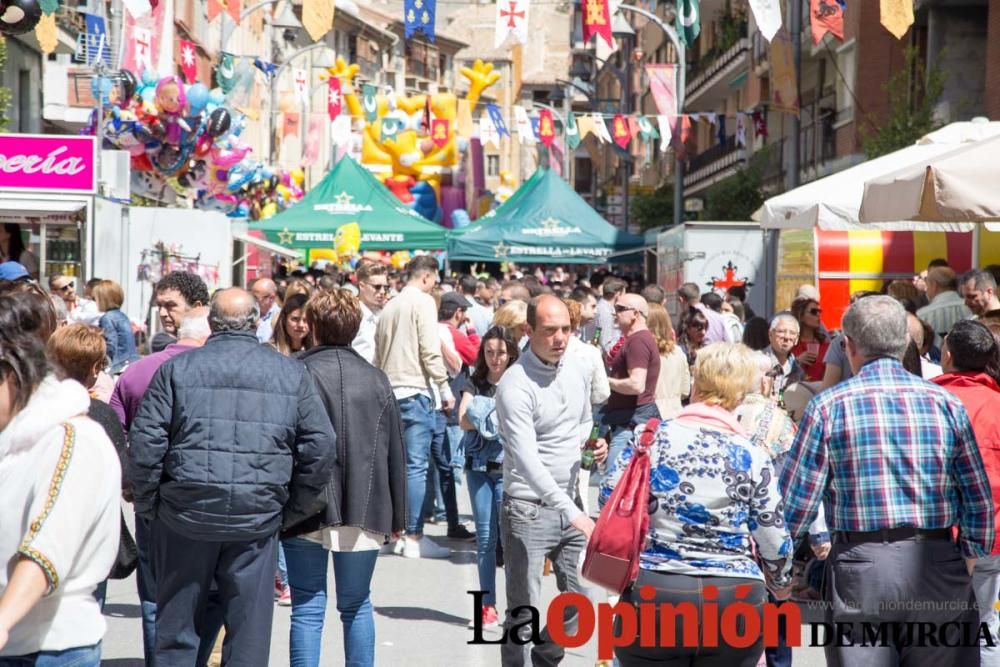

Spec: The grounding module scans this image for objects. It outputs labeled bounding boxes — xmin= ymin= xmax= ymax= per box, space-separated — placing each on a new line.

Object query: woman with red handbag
xmin=598 ymin=343 xmax=794 ymax=666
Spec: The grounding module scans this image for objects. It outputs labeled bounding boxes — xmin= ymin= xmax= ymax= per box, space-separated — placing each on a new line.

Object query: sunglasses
xmin=614 ymin=304 xmax=640 ymax=314
xmin=808 ymin=308 xmax=822 ymax=316
xmin=56 ymin=282 xmax=75 ymax=292
xmin=364 ymin=282 xmax=389 ymax=293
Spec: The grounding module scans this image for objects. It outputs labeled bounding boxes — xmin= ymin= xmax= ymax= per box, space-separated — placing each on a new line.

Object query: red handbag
xmin=581 ymin=418 xmax=661 ymax=594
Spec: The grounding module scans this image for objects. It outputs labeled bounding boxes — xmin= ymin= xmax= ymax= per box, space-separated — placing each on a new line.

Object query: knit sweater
xmin=495 ymin=346 xmax=592 ymax=522
xmin=374 ymin=285 xmax=451 ymax=399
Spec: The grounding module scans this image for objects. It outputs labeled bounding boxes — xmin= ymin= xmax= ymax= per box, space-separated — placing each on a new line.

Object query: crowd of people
xmin=1 ymin=252 xmax=1000 ymax=667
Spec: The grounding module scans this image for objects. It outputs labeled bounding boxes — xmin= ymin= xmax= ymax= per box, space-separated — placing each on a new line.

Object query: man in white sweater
xmin=375 ymin=255 xmax=454 ymax=559
xmin=495 ymin=295 xmax=607 ymax=666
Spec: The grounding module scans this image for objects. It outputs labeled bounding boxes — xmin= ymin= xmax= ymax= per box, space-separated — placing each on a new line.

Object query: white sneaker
xmin=401 ymin=535 xmax=451 ymax=559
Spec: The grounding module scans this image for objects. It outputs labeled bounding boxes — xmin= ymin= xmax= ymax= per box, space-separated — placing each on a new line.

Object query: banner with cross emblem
xmin=495 ymin=0 xmax=529 ymax=47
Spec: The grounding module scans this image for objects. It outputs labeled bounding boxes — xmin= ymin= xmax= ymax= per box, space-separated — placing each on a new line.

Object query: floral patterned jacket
xmin=600 ymin=403 xmax=793 ymax=588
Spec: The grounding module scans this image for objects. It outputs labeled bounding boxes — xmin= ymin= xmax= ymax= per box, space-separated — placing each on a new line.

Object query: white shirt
xmin=351 ymin=302 xmax=380 ymax=364
xmin=256 ymin=303 xmax=281 ymax=344
xmin=467 ymin=300 xmax=494 ymax=336
xmin=566 ymin=336 xmax=610 ymax=406
xmin=67 ymin=297 xmax=102 ymax=327
xmin=0 ymin=378 xmax=120 ymax=656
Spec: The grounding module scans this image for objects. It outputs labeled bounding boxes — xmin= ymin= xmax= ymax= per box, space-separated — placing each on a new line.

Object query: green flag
xmin=381 ymin=116 xmax=404 ymax=142
xmin=565 ymin=112 xmax=581 ymax=150
xmin=216 ymin=53 xmax=237 ymax=94
xmin=637 ymin=115 xmax=659 ymax=142
xmin=676 ymin=0 xmax=700 ymax=47
xmin=362 ymin=84 xmax=378 ymax=122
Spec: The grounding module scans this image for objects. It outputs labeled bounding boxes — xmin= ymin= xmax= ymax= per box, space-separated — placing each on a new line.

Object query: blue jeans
xmin=277 ymin=541 xmax=289 ymax=588
xmin=422 ymin=411 xmax=459 ymax=532
xmin=282 ymin=538 xmax=379 ymax=667
xmin=446 ymin=424 xmax=465 ymax=480
xmin=466 ymin=468 xmax=503 ymax=606
xmin=134 ymin=515 xmax=158 ymax=666
xmin=0 ymin=644 xmax=100 ymax=667
xmin=600 ymin=403 xmax=661 ymax=486
xmin=399 ymin=394 xmax=435 ymax=535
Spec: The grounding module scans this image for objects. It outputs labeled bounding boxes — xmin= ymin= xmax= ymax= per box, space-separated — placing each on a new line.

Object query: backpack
xmin=581 ymin=417 xmax=661 ymax=594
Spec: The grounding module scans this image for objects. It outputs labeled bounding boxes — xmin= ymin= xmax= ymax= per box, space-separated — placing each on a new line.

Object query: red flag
xmin=178 ymin=39 xmax=198 ymax=84
xmin=537 ymin=109 xmax=555 ymax=147
xmin=327 ymin=77 xmax=342 ymax=120
xmin=226 ymin=0 xmax=242 ymax=25
xmin=431 ymin=119 xmax=450 ymax=148
xmin=582 ymin=0 xmax=612 ymax=48
xmin=612 ymin=114 xmax=630 ymax=149
xmin=810 ymin=0 xmax=844 ymax=44
xmin=207 ymin=0 xmax=224 ymax=21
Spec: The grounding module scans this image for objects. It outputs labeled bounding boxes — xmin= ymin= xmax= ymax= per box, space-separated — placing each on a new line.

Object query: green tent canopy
xmin=450 ymin=168 xmax=543 ymax=237
xmin=249 ymin=156 xmax=447 ymax=251
xmin=447 ymin=168 xmax=644 ymax=264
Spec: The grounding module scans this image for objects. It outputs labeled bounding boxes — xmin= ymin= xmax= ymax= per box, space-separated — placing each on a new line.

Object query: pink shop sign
xmin=0 ymin=134 xmax=97 ymax=194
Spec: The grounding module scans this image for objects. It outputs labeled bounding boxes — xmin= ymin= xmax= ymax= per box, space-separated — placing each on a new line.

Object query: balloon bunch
xmin=0 ymin=0 xmax=42 ymax=36
xmin=90 ymin=68 xmax=303 ymax=219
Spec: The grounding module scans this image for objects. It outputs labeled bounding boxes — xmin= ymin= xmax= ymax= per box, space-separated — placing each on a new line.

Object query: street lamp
xmin=612 ymin=12 xmax=635 ymax=233
xmin=618 ymin=3 xmax=686 ymax=228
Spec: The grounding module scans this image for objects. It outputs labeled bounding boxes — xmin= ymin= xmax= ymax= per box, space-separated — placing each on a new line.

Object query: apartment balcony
xmin=43 ymin=62 xmax=97 ymax=130
xmin=682 ymin=134 xmax=745 ymax=194
xmin=685 ymin=23 xmax=749 ymax=110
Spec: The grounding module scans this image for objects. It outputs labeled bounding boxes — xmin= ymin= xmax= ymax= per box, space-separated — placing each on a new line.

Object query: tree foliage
xmin=0 ymin=38 xmax=11 ymax=132
xmin=861 ymin=45 xmax=946 ymax=159
xmin=631 ymin=183 xmax=674 ymax=232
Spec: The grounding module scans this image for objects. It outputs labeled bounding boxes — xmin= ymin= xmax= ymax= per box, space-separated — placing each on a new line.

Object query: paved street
xmin=101 ymin=490 xmax=829 ymax=666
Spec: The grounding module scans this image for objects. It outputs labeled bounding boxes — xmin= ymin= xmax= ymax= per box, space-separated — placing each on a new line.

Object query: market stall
xmin=249 ymin=156 xmax=448 ymax=265
xmin=0 ymin=134 xmax=100 ymax=283
xmin=447 ymin=168 xmax=644 ymax=264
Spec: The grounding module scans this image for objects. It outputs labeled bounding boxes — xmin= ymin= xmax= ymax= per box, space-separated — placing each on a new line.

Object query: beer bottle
xmin=591 ymin=327 xmax=603 ymax=347
xmin=581 ymin=425 xmax=600 ymax=471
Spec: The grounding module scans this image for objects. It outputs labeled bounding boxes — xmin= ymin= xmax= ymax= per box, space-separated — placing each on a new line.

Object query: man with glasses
xmin=251 ymin=278 xmax=280 ymax=344
xmin=601 ymin=293 xmax=661 ymax=476
xmin=352 ymin=260 xmax=390 ymax=364
xmin=49 ymin=274 xmax=101 ymax=326
xmin=766 ymin=312 xmax=805 ymax=402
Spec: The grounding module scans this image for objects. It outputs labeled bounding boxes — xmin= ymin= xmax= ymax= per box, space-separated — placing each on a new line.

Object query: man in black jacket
xmin=128 ymin=287 xmax=336 ymax=667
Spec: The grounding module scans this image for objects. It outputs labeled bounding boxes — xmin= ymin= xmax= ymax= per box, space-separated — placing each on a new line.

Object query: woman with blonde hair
xmin=92 ymin=279 xmax=139 ymax=372
xmin=647 ymin=302 xmax=690 ymax=418
xmin=491 ymin=300 xmax=529 ymax=346
xmin=601 ymin=342 xmax=793 ymax=666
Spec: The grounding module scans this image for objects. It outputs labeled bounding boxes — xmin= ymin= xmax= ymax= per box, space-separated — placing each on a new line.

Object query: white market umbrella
xmin=859 ymin=134 xmax=1000 ymax=229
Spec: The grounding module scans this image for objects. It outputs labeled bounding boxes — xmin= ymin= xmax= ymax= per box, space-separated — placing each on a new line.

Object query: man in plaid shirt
xmin=781 ymin=295 xmax=994 ymax=666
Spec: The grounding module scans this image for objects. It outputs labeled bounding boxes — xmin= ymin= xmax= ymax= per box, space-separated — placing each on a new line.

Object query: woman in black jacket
xmin=281 ymin=289 xmax=406 ymax=667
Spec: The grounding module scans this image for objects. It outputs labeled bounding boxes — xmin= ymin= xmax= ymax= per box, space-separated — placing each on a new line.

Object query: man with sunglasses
xmin=48 ymin=274 xmax=101 ymax=326
xmin=352 ymin=260 xmax=390 ymax=364
xmin=600 ymin=293 xmax=661 ymax=478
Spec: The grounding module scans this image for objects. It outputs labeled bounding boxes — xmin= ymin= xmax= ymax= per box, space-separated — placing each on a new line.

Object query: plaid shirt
xmin=780 ymin=357 xmax=994 ymax=559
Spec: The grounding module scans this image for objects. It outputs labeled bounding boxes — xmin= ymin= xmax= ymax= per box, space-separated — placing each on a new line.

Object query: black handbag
xmin=108 ymin=511 xmax=138 ymax=580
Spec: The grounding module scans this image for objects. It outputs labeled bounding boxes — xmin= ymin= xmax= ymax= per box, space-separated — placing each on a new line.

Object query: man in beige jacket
xmin=375 ymin=255 xmax=454 ymax=559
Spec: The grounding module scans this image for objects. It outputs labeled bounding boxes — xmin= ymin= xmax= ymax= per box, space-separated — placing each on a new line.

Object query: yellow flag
xmin=35 ymin=14 xmax=57 ymax=54
xmin=576 ymin=114 xmax=594 ymax=140
xmin=880 ymin=0 xmax=913 ymax=40
xmin=303 ymin=0 xmax=334 ymax=42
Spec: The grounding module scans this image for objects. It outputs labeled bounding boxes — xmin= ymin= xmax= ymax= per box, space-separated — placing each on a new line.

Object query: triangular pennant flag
xmin=487 ymin=104 xmax=509 ymax=137
xmin=676 ymin=0 xmax=701 ymax=47
xmin=688 ymin=112 xmax=701 ymax=124
xmin=530 ymin=116 xmax=541 ymax=142
xmin=303 ymin=0 xmax=334 ymax=41
xmin=495 ymin=0 xmax=529 ymax=47
xmin=226 ymin=0 xmax=241 ymax=24
xmin=513 ymin=106 xmax=534 ymax=144
xmin=637 ymin=115 xmax=659 ymax=141
xmin=611 ymin=115 xmax=630 ymax=149
xmin=327 ymin=76 xmax=342 ymax=120
xmin=404 ymin=0 xmax=436 ymax=42
xmin=457 ymin=99 xmax=474 ymax=137
xmin=880 ymin=0 xmax=912 ymax=39
xmin=717 ymin=114 xmax=727 ymax=145
xmin=753 ymin=110 xmax=768 ymax=137
xmin=381 ymin=116 xmax=405 ymax=142
xmin=656 ymin=115 xmax=672 ymax=152
xmin=121 ymin=0 xmax=151 ymax=19
xmin=431 ymin=118 xmax=450 ymax=147
xmin=217 ymin=52 xmax=237 ymax=93
xmin=293 ymin=68 xmax=308 ymax=106
xmin=582 ymin=0 xmax=612 ymax=48
xmin=565 ymin=112 xmax=581 ymax=150
xmin=480 ymin=110 xmax=500 ymax=147
xmin=705 ymin=112 xmax=718 ymax=126
xmin=178 ymin=39 xmax=198 ymax=84
xmin=35 ymin=13 xmax=58 ymax=53
xmin=362 ymin=84 xmax=378 ymax=122
xmin=748 ymin=0 xmax=782 ymax=41
xmin=537 ymin=109 xmax=555 ymax=147
xmin=810 ymin=0 xmax=844 ymax=44
xmin=207 ymin=0 xmax=224 ymax=21
xmin=254 ymin=58 xmax=277 ymax=80
xmin=593 ymin=114 xmax=612 ymax=144
xmin=576 ymin=114 xmax=594 ymax=140
xmin=626 ymin=115 xmax=640 ymax=141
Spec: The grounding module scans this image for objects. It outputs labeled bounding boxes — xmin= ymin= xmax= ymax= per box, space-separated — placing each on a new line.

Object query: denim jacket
xmin=463 ymin=394 xmax=504 ymax=471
